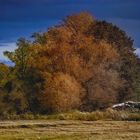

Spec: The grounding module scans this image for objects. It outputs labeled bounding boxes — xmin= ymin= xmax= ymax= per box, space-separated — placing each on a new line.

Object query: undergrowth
xmin=0 ymin=108 xmax=139 ymax=121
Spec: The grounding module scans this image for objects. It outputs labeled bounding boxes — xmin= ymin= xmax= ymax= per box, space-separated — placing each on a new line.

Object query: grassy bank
xmin=0 ymin=109 xmax=140 ymax=121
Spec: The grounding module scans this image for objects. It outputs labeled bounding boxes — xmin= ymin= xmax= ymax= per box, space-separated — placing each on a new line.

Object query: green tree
xmin=4 ymin=38 xmax=31 ymax=80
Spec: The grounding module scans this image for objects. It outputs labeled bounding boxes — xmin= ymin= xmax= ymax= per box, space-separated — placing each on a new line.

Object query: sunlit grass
xmin=0 ymin=120 xmax=139 ymax=140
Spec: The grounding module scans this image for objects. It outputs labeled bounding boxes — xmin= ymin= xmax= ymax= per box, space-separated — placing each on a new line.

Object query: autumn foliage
xmin=40 ymin=73 xmax=84 ymax=113
xmin=0 ymin=12 xmax=140 ymax=114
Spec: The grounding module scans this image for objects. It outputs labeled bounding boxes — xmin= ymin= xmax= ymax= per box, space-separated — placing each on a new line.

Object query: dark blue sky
xmin=0 ymin=0 xmax=140 ymax=61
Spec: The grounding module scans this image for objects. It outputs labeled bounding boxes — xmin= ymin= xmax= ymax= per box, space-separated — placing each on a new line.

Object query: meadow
xmin=0 ymin=110 xmax=140 ymax=140
xmin=0 ymin=120 xmax=139 ymax=140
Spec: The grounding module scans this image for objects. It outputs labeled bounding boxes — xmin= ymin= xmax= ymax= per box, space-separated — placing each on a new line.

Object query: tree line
xmin=0 ymin=12 xmax=140 ymax=115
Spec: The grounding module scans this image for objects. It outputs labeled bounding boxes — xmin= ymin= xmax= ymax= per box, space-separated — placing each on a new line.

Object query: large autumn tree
xmin=28 ymin=12 xmax=125 ymax=111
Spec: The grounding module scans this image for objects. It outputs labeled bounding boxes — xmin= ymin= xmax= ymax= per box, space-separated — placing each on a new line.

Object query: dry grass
xmin=1 ymin=109 xmax=140 ymax=121
xmin=0 ymin=120 xmax=139 ymax=140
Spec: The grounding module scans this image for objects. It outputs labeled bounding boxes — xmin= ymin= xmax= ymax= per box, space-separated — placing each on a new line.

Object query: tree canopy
xmin=0 ymin=12 xmax=140 ymax=114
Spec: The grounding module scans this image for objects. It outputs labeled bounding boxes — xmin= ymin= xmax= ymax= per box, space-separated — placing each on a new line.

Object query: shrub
xmin=40 ymin=73 xmax=84 ymax=113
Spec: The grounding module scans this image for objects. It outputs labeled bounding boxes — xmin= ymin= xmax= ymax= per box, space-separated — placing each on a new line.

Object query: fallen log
xmin=112 ymin=101 xmax=140 ymax=111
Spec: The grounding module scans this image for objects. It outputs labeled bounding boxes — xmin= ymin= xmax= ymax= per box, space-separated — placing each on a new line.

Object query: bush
xmin=40 ymin=73 xmax=84 ymax=113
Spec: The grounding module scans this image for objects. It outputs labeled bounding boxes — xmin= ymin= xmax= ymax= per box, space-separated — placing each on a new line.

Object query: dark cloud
xmin=0 ymin=0 xmax=140 ymax=22
xmin=0 ymin=0 xmax=140 ymax=50
xmin=0 ymin=0 xmax=140 ymax=60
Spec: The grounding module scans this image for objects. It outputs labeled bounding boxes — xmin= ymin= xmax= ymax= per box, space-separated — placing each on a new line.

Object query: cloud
xmin=0 ymin=42 xmax=17 ymax=61
xmin=135 ymin=48 xmax=140 ymax=57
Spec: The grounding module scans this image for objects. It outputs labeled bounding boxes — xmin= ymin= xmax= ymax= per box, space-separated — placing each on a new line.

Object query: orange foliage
xmin=29 ymin=12 xmax=123 ymax=111
xmin=40 ymin=73 xmax=84 ymax=112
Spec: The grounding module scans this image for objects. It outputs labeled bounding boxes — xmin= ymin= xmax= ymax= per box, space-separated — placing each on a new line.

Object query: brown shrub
xmin=40 ymin=73 xmax=84 ymax=113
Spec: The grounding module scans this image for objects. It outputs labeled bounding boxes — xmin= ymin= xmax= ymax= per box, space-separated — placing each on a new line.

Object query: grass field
xmin=0 ymin=120 xmax=139 ymax=140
